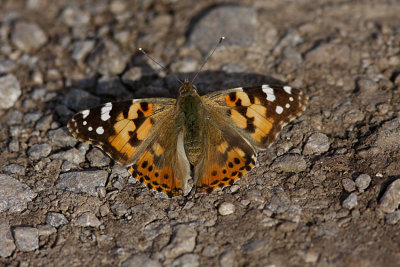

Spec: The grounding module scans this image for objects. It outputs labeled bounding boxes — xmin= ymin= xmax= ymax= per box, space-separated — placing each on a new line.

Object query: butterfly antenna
xmin=191 ymin=36 xmax=225 ymax=84
xmin=138 ymin=48 xmax=184 ymax=85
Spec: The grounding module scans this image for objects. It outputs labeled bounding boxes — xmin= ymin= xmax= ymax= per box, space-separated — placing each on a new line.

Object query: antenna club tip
xmin=138 ymin=47 xmax=143 ymax=51
xmin=221 ymin=36 xmax=226 ymax=39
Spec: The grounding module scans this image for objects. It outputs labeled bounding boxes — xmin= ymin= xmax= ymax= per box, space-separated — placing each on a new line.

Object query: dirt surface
xmin=1 ymin=0 xmax=400 ymax=266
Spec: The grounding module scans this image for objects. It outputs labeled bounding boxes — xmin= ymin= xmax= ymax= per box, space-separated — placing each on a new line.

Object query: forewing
xmin=203 ymin=84 xmax=307 ymax=149
xmin=67 ymin=98 xmax=176 ymax=165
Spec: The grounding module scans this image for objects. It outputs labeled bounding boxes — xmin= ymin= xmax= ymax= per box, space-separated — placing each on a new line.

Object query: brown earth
xmin=0 ymin=0 xmax=399 ymax=266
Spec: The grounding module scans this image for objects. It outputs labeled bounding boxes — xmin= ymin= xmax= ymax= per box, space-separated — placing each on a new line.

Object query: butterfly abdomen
xmin=178 ymin=92 xmax=205 ymax=166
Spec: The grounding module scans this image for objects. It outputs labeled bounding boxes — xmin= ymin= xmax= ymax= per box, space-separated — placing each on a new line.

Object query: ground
xmin=0 ymin=0 xmax=399 ymax=266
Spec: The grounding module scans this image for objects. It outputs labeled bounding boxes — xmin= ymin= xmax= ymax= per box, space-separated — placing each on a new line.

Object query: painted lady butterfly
xmin=68 ymin=79 xmax=307 ymax=197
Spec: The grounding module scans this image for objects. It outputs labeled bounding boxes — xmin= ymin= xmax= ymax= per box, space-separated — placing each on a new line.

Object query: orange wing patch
xmin=129 ymin=150 xmax=183 ymax=197
xmin=197 ymin=146 xmax=256 ymax=193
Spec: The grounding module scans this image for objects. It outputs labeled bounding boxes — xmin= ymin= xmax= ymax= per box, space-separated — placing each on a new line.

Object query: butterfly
xmin=67 ymin=79 xmax=307 ymax=197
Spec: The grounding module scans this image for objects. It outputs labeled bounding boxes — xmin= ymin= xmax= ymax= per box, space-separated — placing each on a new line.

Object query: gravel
xmin=218 ymin=202 xmax=236 ymax=216
xmin=27 ymin=143 xmax=52 ymax=160
xmin=13 ymin=227 xmax=39 ymax=252
xmin=46 ymin=212 xmax=69 ymax=228
xmin=303 ymin=133 xmax=330 ymax=155
xmin=56 ymin=170 xmax=108 ymax=197
xmin=0 ymin=174 xmax=37 ymax=212
xmin=11 ymin=21 xmax=47 ymax=52
xmin=379 ymin=179 xmax=400 ymax=213
xmin=76 ymin=212 xmax=102 ymax=227
xmin=342 ymin=193 xmax=358 ymax=210
xmin=0 ymin=74 xmax=21 ymax=109
xmin=0 ymin=219 xmax=16 ymax=257
xmin=162 ymin=224 xmax=197 ymax=259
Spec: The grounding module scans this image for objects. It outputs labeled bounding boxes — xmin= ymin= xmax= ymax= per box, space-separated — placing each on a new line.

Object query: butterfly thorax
xmin=177 ymin=81 xmax=204 ymax=165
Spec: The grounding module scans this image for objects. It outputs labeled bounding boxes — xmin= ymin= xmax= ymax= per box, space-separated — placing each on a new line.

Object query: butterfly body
xmin=68 ymin=81 xmax=307 ymax=197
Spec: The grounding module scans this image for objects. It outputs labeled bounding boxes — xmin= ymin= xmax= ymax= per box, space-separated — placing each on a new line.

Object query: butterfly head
xmin=179 ymin=80 xmax=198 ymax=96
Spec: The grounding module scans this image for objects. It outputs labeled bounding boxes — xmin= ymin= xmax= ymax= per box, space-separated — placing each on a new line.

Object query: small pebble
xmin=342 ymin=178 xmax=356 ymax=192
xmin=218 ymin=202 xmax=236 ymax=216
xmin=342 ymin=193 xmax=358 ymax=210
xmin=27 ymin=143 xmax=52 ymax=160
xmin=46 ymin=212 xmax=68 ymax=228
xmin=13 ymin=227 xmax=39 ymax=252
xmin=76 ymin=212 xmax=102 ymax=227
xmin=385 ymin=211 xmax=400 ymax=225
xmin=379 ymin=179 xmax=400 ymax=213
xmin=355 ymin=174 xmax=371 ymax=192
xmin=0 ymin=74 xmax=21 ymax=109
xmin=303 ymin=133 xmax=330 ymax=155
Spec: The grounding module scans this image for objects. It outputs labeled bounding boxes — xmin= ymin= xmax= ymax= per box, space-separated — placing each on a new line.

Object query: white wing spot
xmin=262 ymin=84 xmax=276 ymax=102
xmin=101 ymin=102 xmax=112 ymax=121
xmin=289 ymin=97 xmax=294 ymax=102
xmin=233 ymin=87 xmax=244 ymax=91
xmin=96 ymin=126 xmax=104 ymax=135
xmin=81 ymin=110 xmax=90 ymax=119
xmin=276 ymin=106 xmax=284 ymax=114
xmin=285 ymin=103 xmax=290 ymax=108
xmin=283 ymin=86 xmax=292 ymax=94
xmin=88 ymin=126 xmax=93 ymax=131
xmin=83 ymin=121 xmax=87 ymax=125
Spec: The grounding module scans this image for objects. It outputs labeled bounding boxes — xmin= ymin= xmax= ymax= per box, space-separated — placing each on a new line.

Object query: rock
xmin=56 ymin=170 xmax=108 ymax=197
xmin=110 ymin=202 xmax=128 ymax=217
xmin=342 ymin=193 xmax=358 ymax=210
xmin=6 ymin=110 xmax=23 ymax=125
xmin=72 ymin=40 xmax=95 ymax=62
xmin=27 ymin=143 xmax=52 ymax=160
xmin=48 ymin=127 xmax=78 ymax=147
xmin=379 ymin=179 xmax=400 ymax=213
xmin=172 ymin=254 xmax=199 ymax=267
xmin=13 ymin=227 xmax=39 ymax=252
xmin=46 ymin=212 xmax=68 ymax=228
xmin=121 ymin=254 xmax=161 ymax=267
xmin=162 ymin=224 xmax=197 ymax=259
xmin=76 ymin=212 xmax=101 ymax=227
xmin=188 ymin=6 xmax=257 ymax=54
xmin=50 ymin=148 xmax=86 ymax=165
xmin=96 ymin=75 xmax=129 ymax=97
xmin=8 ymin=140 xmax=20 ymax=152
xmin=61 ymin=7 xmax=90 ymax=27
xmin=0 ymin=74 xmax=21 ymax=109
xmin=219 ymin=250 xmax=235 ymax=267
xmin=0 ymin=59 xmax=16 ymax=73
xmin=11 ymin=21 xmax=47 ymax=52
xmin=86 ymin=148 xmax=111 ymax=167
xmin=0 ymin=174 xmax=37 ymax=212
xmin=342 ymin=178 xmax=356 ymax=192
xmin=35 ymin=115 xmax=53 ymax=132
xmin=87 ymin=39 xmax=127 ymax=76
xmin=0 ymin=219 xmax=16 ymax=257
xmin=63 ymin=89 xmax=101 ymax=112
xmin=2 ymin=164 xmax=26 ymax=175
xmin=385 ymin=211 xmax=400 ymax=225
xmin=218 ymin=202 xmax=236 ymax=216
xmin=271 ymin=154 xmax=307 ymax=173
xmin=303 ymin=133 xmax=330 ymax=155
xmin=374 ymin=118 xmax=400 ymax=153
xmin=23 ymin=111 xmax=43 ymax=124
xmin=355 ymin=174 xmax=371 ymax=192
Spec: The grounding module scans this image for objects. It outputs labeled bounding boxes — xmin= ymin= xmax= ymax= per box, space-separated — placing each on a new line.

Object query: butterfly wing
xmin=203 ymin=84 xmax=307 ymax=150
xmin=68 ymin=98 xmax=190 ymax=197
xmin=195 ymin=84 xmax=307 ymax=193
